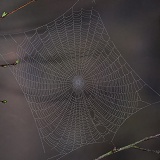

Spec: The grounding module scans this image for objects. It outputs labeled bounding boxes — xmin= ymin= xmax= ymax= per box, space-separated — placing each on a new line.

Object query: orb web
xmin=0 ymin=1 xmax=160 ymax=160
xmin=72 ymin=76 xmax=85 ymax=91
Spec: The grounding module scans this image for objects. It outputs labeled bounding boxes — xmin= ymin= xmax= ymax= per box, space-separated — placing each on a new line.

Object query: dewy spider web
xmin=0 ymin=0 xmax=160 ymax=160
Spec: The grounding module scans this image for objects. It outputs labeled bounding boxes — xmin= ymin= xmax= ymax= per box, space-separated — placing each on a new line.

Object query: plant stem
xmin=0 ymin=0 xmax=37 ymax=19
xmin=0 ymin=60 xmax=19 ymax=67
xmin=95 ymin=134 xmax=160 ymax=160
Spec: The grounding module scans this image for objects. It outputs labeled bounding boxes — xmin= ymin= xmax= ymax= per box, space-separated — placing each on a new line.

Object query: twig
xmin=0 ymin=60 xmax=19 ymax=68
xmin=95 ymin=134 xmax=160 ymax=160
xmin=133 ymin=146 xmax=160 ymax=154
xmin=0 ymin=100 xmax=7 ymax=104
xmin=0 ymin=0 xmax=37 ymax=19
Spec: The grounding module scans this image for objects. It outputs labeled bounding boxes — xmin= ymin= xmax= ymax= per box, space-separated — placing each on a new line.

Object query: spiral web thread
xmin=0 ymin=1 xmax=160 ymax=160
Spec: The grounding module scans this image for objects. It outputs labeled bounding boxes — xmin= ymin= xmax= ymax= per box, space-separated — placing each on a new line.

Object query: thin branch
xmin=0 ymin=0 xmax=37 ymax=19
xmin=0 ymin=100 xmax=7 ymax=104
xmin=133 ymin=146 xmax=160 ymax=154
xmin=95 ymin=134 xmax=160 ymax=160
xmin=0 ymin=60 xmax=20 ymax=68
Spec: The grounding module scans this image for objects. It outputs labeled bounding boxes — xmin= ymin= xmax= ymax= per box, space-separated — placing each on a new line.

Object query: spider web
xmin=0 ymin=1 xmax=160 ymax=160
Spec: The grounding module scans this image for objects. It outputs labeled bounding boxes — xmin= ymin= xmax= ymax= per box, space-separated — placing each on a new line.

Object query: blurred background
xmin=0 ymin=0 xmax=160 ymax=160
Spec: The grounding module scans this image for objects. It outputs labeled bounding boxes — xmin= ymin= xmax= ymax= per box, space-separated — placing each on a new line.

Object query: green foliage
xmin=15 ymin=60 xmax=20 ymax=64
xmin=1 ymin=100 xmax=7 ymax=104
xmin=1 ymin=12 xmax=8 ymax=18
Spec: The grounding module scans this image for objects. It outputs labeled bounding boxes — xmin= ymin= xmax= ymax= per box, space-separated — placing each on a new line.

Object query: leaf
xmin=2 ymin=12 xmax=8 ymax=18
xmin=1 ymin=100 xmax=7 ymax=103
xmin=15 ymin=60 xmax=19 ymax=64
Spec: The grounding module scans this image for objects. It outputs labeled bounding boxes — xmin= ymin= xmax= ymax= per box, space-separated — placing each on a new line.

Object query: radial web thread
xmin=0 ymin=2 xmax=160 ymax=160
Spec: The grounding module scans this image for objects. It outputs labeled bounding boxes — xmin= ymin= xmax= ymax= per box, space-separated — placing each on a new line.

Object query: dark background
xmin=0 ymin=0 xmax=160 ymax=160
